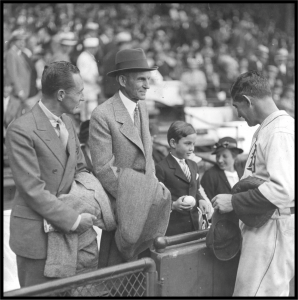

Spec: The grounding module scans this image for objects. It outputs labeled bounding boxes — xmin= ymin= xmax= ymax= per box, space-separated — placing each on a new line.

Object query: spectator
xmin=5 ymin=29 xmax=32 ymax=120
xmin=49 ymin=31 xmax=77 ymax=63
xmin=89 ymin=48 xmax=161 ymax=267
xmin=76 ymin=37 xmax=101 ymax=121
xmin=200 ymin=137 xmax=244 ymax=201
xmin=180 ymin=56 xmax=208 ymax=106
xmin=155 ymin=121 xmax=210 ymax=236
xmin=248 ymin=45 xmax=269 ymax=74
xmin=5 ymin=61 xmax=95 ymax=288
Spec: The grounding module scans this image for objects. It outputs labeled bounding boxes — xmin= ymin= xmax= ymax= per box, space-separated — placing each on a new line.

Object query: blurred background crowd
xmin=3 ymin=3 xmax=295 ymax=132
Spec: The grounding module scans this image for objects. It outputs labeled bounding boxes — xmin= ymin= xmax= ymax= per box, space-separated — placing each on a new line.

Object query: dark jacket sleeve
xmin=200 ymin=168 xmax=217 ymax=200
xmin=155 ymin=163 xmax=165 ymax=184
xmin=232 ymin=188 xmax=278 ymax=216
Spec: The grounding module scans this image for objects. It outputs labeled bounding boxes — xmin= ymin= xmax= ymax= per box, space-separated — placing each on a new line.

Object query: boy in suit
xmin=156 ymin=121 xmax=210 ymax=236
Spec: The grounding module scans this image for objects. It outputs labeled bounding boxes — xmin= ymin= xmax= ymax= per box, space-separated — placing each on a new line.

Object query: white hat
xmin=276 ymin=48 xmax=289 ymax=57
xmin=83 ymin=37 xmax=99 ymax=48
xmin=85 ymin=22 xmax=99 ymax=30
xmin=115 ymin=32 xmax=132 ymax=43
xmin=59 ymin=32 xmax=77 ymax=46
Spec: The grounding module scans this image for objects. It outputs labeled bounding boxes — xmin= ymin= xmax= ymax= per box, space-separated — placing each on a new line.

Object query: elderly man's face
xmin=121 ymin=71 xmax=151 ymax=102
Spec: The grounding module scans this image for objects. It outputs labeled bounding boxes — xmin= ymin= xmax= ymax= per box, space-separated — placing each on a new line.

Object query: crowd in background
xmin=3 ymin=3 xmax=295 ymax=129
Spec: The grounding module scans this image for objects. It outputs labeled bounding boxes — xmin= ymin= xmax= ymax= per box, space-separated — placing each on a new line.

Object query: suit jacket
xmin=89 ymin=91 xmax=155 ymax=199
xmin=155 ymin=154 xmax=204 ymax=236
xmin=5 ymin=102 xmax=87 ymax=259
xmin=200 ymin=164 xmax=243 ymax=201
xmin=89 ymin=91 xmax=155 ymax=266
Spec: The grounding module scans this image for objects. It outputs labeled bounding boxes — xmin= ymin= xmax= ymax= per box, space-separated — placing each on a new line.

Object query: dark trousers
xmin=16 ymin=255 xmax=58 ymax=288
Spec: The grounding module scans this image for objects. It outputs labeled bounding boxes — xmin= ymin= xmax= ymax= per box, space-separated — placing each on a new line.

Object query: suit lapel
xmin=166 ymin=154 xmax=189 ymax=183
xmin=32 ymin=104 xmax=68 ymax=168
xmin=113 ymin=93 xmax=145 ymax=155
xmin=139 ymin=101 xmax=152 ymax=160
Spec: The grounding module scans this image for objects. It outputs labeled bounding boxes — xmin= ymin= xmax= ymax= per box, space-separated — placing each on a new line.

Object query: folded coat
xmin=98 ymin=168 xmax=172 ymax=267
xmin=44 ymin=171 xmax=117 ymax=278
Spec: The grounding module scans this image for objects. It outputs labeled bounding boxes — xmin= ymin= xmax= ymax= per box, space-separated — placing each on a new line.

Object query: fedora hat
xmin=212 ymin=136 xmax=243 ymax=155
xmin=206 ymin=210 xmax=242 ymax=261
xmin=107 ymin=48 xmax=158 ymax=77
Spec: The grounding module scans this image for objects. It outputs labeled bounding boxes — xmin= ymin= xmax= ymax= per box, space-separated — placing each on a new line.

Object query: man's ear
xmin=118 ymin=75 xmax=126 ymax=88
xmin=57 ymin=89 xmax=65 ymax=102
xmin=169 ymin=138 xmax=176 ymax=149
xmin=242 ymin=95 xmax=252 ymax=107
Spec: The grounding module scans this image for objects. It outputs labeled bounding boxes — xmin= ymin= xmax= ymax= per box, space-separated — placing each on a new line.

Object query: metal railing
xmin=4 ymin=257 xmax=158 ymax=297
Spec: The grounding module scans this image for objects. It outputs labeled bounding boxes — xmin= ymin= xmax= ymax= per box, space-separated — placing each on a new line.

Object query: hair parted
xmin=41 ymin=61 xmax=80 ymax=96
xmin=230 ymin=70 xmax=272 ymax=102
xmin=167 ymin=120 xmax=196 ymax=146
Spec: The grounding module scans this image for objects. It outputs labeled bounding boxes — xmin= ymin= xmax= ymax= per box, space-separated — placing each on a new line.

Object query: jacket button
xmin=52 ymin=169 xmax=58 ymax=174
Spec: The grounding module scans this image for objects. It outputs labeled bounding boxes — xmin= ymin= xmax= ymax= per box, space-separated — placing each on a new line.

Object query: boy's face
xmin=170 ymin=133 xmax=196 ymax=160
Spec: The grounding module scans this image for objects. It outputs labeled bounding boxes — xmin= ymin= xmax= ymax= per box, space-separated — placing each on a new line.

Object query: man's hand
xmin=211 ymin=194 xmax=233 ymax=214
xmin=173 ymin=196 xmax=193 ymax=212
xmin=198 ymin=199 xmax=210 ymax=214
xmin=75 ymin=213 xmax=96 ymax=234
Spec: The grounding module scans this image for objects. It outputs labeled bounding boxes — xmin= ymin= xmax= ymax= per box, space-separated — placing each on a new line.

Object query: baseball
xmin=183 ymin=196 xmax=196 ymax=206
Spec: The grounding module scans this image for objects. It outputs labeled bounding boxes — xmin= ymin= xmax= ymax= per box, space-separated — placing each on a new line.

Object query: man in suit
xmin=5 ymin=30 xmax=32 ymax=123
xmin=155 ymin=121 xmax=210 ymax=236
xmin=5 ymin=61 xmax=96 ymax=288
xmin=89 ymin=48 xmax=159 ymax=267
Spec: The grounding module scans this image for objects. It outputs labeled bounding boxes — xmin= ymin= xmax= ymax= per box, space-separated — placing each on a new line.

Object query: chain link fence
xmin=4 ymin=258 xmax=157 ymax=297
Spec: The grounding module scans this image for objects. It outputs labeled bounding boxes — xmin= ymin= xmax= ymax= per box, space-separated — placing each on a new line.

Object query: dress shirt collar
xmin=170 ymin=152 xmax=185 ymax=165
xmin=38 ymin=100 xmax=62 ymax=127
xmin=119 ymin=90 xmax=137 ymax=122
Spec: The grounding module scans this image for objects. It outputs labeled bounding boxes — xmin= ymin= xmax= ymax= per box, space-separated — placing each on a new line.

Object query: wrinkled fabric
xmin=45 ymin=172 xmax=116 ymax=277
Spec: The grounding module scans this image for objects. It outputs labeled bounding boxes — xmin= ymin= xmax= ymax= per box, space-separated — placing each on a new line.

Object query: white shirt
xmin=224 ymin=170 xmax=239 ymax=188
xmin=119 ymin=90 xmax=137 ymax=123
xmin=38 ymin=100 xmax=62 ymax=136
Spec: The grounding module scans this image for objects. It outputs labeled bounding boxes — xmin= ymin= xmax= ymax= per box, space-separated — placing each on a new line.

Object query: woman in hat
xmin=201 ymin=137 xmax=244 ymax=201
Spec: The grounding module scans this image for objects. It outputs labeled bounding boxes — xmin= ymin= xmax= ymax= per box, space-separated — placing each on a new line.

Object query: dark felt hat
xmin=107 ymin=48 xmax=158 ymax=77
xmin=206 ymin=210 xmax=242 ymax=261
xmin=212 ymin=136 xmax=243 ymax=155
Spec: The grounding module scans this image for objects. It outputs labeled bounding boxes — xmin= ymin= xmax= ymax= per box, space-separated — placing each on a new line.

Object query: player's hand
xmin=211 ymin=194 xmax=233 ymax=214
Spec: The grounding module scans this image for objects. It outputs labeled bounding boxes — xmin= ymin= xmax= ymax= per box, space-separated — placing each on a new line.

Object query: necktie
xmin=57 ymin=119 xmax=69 ymax=150
xmin=134 ymin=102 xmax=142 ymax=138
xmin=180 ymin=160 xmax=191 ymax=182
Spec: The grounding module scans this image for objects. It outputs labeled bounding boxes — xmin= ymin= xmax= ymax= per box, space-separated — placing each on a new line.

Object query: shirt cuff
xmin=71 ymin=215 xmax=81 ymax=231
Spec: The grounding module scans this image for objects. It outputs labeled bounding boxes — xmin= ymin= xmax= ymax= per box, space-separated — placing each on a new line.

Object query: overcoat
xmin=89 ymin=92 xmax=156 ymax=267
xmin=5 ymin=102 xmax=87 ymax=259
xmin=89 ymin=91 xmax=155 ymax=199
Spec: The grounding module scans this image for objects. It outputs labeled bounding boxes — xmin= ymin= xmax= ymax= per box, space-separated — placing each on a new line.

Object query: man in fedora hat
xmin=210 ymin=71 xmax=294 ymax=296
xmin=89 ymin=48 xmax=160 ymax=267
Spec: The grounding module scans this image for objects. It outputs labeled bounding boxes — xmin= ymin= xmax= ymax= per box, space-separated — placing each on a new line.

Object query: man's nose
xmin=143 ymin=79 xmax=150 ymax=89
